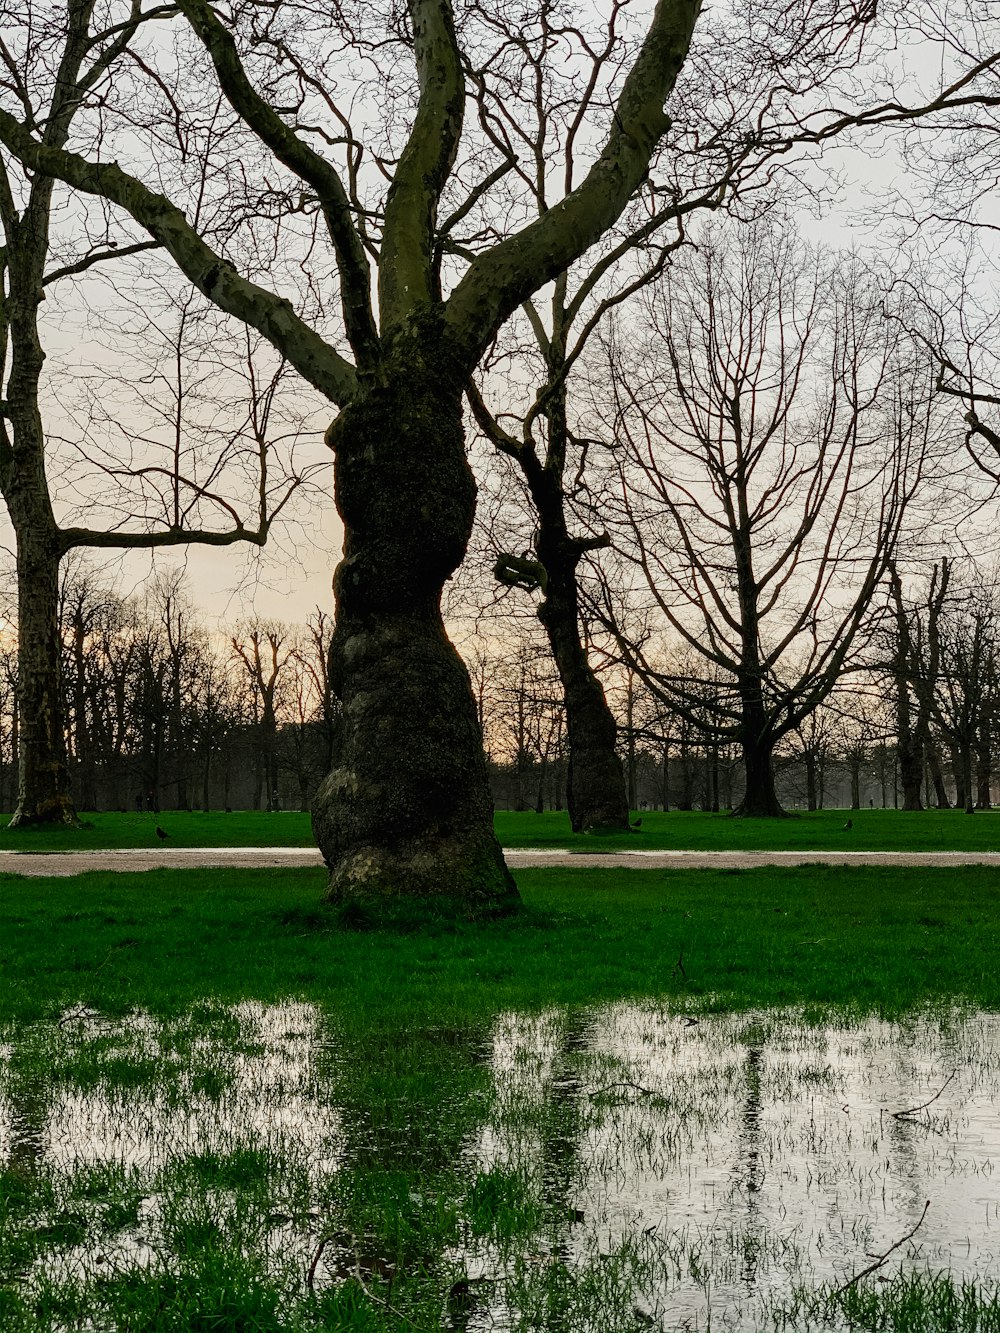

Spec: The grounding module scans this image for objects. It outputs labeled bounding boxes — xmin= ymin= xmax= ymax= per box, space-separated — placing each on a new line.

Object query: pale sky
xmin=2 ymin=4 xmax=997 ymax=633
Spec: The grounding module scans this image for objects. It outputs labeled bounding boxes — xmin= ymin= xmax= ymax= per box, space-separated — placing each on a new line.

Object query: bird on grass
xmin=843 ymin=818 xmax=853 ymax=831
xmin=155 ymin=825 xmax=169 ymax=841
xmin=630 ymin=817 xmax=643 ymax=830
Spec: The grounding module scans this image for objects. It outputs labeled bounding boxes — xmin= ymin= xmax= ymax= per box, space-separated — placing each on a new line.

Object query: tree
xmin=0 ymin=0 xmax=709 ymax=905
xmin=792 ymin=705 xmax=836 ymax=812
xmin=466 ymin=0 xmax=1000 ymax=835
xmin=600 ymin=223 xmax=930 ymax=815
xmin=464 ymin=0 xmax=896 ymax=833
xmin=930 ymin=573 xmax=999 ymax=813
xmin=230 ymin=620 xmax=292 ymax=811
xmin=887 ymin=558 xmax=949 ymax=810
xmin=0 ymin=0 xmax=321 ymax=826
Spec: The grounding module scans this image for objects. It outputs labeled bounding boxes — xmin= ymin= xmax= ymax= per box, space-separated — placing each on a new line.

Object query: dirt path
xmin=1 ymin=847 xmax=997 ymax=876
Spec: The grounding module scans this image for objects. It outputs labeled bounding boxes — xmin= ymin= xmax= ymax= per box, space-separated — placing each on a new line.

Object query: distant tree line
xmin=0 ymin=565 xmax=337 ymax=815
xmin=3 ymin=556 xmax=993 ymax=816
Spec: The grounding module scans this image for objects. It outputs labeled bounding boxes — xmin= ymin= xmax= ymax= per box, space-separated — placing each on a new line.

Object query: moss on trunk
xmin=312 ymin=320 xmax=518 ymax=913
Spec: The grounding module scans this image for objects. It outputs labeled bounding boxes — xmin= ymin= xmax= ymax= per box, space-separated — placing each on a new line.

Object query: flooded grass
xmin=3 ymin=1002 xmax=1000 ymax=1330
xmin=3 ymin=865 xmax=1000 ymax=1329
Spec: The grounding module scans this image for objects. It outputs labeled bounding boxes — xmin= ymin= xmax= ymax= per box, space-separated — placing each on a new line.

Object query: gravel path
xmin=1 ymin=847 xmax=997 ymax=876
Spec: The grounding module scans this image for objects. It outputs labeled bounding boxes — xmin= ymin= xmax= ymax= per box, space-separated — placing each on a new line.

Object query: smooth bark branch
xmin=379 ymin=0 xmax=465 ymax=325
xmin=0 ymin=110 xmax=359 ymax=405
xmin=174 ymin=0 xmax=379 ymax=367
xmin=445 ymin=0 xmax=702 ymax=363
xmin=58 ymin=524 xmax=264 ymax=550
xmin=42 ymin=238 xmax=161 ymax=285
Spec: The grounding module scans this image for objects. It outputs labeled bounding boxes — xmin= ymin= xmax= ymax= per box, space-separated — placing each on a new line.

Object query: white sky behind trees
xmin=1 ymin=0 xmax=997 ymax=633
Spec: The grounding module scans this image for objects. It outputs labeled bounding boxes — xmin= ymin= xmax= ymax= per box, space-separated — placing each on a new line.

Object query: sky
xmin=2 ymin=0 xmax=996 ymax=633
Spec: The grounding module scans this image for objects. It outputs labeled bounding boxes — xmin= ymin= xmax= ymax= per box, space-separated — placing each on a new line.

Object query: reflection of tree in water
xmin=317 ymin=1017 xmax=493 ymax=1318
xmin=4 ymin=1056 xmax=50 ymax=1184
xmin=733 ymin=1045 xmax=764 ymax=1290
xmin=535 ymin=1011 xmax=591 ymax=1332
xmin=2 ymin=1030 xmax=58 ymax=1287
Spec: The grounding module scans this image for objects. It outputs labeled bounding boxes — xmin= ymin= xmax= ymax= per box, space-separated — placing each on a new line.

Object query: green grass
xmin=4 ymin=866 xmax=1000 ymax=1331
xmin=3 ymin=863 xmax=998 ymax=1025
xmin=2 ymin=805 xmax=998 ymax=851
xmin=499 ymin=806 xmax=1000 ymax=851
xmin=0 ymin=809 xmax=313 ymax=849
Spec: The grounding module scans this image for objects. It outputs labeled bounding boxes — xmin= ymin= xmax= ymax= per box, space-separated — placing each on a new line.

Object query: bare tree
xmin=0 ymin=0 xmax=712 ymax=904
xmin=0 ymin=0 xmax=321 ymax=827
xmin=930 ymin=570 xmax=999 ymax=812
xmin=887 ymin=558 xmax=949 ymax=809
xmin=599 ymin=223 xmax=932 ymax=815
xmin=230 ymin=620 xmax=292 ymax=811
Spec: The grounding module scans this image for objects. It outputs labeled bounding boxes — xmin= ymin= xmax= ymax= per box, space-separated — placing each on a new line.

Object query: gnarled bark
xmin=312 ymin=325 xmax=517 ymax=911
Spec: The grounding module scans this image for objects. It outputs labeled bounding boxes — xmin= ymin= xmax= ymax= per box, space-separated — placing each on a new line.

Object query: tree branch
xmin=42 ymin=238 xmax=161 ymax=286
xmin=174 ymin=0 xmax=378 ymax=367
xmin=0 ymin=108 xmax=359 ymax=406
xmin=444 ymin=0 xmax=701 ymax=364
xmin=380 ymin=0 xmax=466 ymax=325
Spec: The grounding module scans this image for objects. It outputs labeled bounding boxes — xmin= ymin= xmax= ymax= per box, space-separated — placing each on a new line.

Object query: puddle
xmin=0 ymin=1001 xmax=342 ymax=1295
xmin=463 ymin=1004 xmax=1000 ymax=1329
xmin=2 ymin=1001 xmax=999 ymax=1329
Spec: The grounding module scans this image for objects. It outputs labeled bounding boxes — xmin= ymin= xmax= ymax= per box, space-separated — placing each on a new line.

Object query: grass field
xmin=4 ymin=863 xmax=1000 ymax=1023
xmin=5 ymin=862 xmax=1000 ymax=1022
xmin=4 ymin=866 xmax=1000 ymax=1329
xmin=2 ymin=804 xmax=999 ymax=851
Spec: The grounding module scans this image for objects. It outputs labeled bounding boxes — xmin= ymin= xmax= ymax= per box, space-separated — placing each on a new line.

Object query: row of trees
xmin=0 ymin=569 xmax=337 ymax=814
xmin=2 ymin=0 xmax=999 ymax=908
xmin=1 ymin=555 xmax=995 ymax=815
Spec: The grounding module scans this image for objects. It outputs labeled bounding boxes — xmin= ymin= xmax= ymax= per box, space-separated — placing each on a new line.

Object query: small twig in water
xmin=891 ymin=1069 xmax=957 ymax=1120
xmin=57 ymin=1005 xmax=103 ymax=1028
xmin=305 ymin=1236 xmax=331 ymax=1294
xmin=831 ymin=1199 xmax=930 ymax=1298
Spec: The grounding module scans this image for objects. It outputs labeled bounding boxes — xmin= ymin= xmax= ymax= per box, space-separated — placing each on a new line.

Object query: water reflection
xmin=2 ymin=1001 xmax=999 ymax=1330
xmin=466 ymin=1004 xmax=1000 ymax=1330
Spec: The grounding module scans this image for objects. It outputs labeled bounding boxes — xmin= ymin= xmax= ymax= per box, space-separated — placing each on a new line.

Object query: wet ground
xmin=1 ymin=847 xmax=998 ymax=874
xmin=2 ymin=1001 xmax=997 ymax=1330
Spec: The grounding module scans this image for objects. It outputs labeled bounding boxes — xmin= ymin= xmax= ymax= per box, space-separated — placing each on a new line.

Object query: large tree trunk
xmin=312 ymin=332 xmax=517 ymax=912
xmin=515 ymin=381 xmax=629 ymax=834
xmin=732 ymin=686 xmax=787 ymax=818
xmin=2 ymin=209 xmax=79 ymax=828
xmin=897 ymin=734 xmax=924 ymax=811
xmin=849 ymin=756 xmax=862 ymax=810
xmin=895 ymin=679 xmax=924 ymax=810
xmin=927 ymin=743 xmax=949 ymax=808
xmin=2 ymin=365 xmax=76 ymax=823
xmin=733 ymin=732 xmax=786 ymax=817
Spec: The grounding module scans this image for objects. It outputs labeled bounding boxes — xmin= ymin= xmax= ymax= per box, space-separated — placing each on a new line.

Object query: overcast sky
xmin=2 ymin=4 xmax=997 ymax=632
